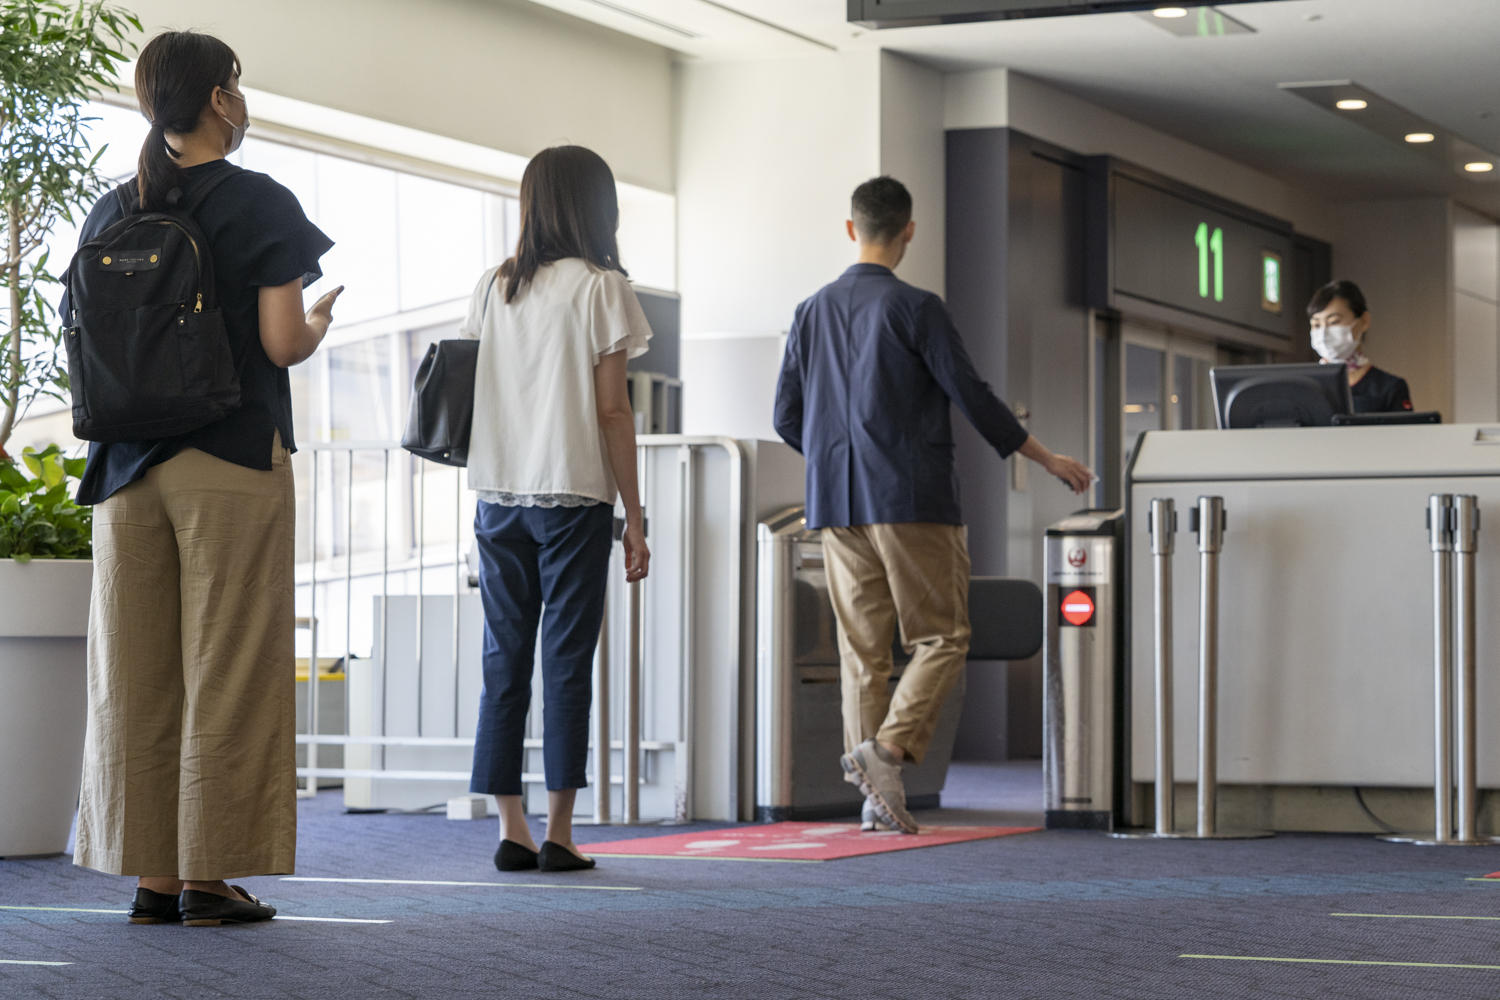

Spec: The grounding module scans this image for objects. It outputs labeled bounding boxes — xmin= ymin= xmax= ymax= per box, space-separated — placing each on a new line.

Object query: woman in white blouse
xmin=461 ymin=145 xmax=651 ymax=873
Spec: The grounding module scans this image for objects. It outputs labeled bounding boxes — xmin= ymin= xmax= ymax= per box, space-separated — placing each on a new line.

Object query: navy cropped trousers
xmin=469 ymin=501 xmax=613 ymax=796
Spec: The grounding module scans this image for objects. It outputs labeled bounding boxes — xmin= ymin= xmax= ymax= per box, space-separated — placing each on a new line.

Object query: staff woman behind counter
xmin=1307 ymin=279 xmax=1413 ymax=413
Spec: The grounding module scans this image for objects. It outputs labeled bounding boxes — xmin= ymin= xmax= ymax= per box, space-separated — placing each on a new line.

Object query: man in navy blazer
xmin=774 ymin=176 xmax=1091 ymax=833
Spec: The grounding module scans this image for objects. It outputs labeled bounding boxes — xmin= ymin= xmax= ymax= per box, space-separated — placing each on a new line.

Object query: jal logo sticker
xmin=1059 ymin=588 xmax=1096 ymax=628
xmin=1067 ymin=548 xmax=1088 ymax=569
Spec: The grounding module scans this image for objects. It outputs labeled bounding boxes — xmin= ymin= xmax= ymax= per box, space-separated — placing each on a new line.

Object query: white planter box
xmin=0 ymin=558 xmax=91 ymax=857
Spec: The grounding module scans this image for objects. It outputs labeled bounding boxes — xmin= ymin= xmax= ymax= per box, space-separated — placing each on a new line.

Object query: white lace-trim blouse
xmin=460 ymin=259 xmax=652 ymax=507
xmin=475 ymin=490 xmax=602 ymax=508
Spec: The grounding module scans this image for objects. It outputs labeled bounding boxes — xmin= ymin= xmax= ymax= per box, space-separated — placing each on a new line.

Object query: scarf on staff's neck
xmin=1320 ymin=352 xmax=1371 ymax=374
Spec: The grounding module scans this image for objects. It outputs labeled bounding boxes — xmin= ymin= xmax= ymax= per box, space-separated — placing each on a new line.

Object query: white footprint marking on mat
xmin=751 ymin=843 xmax=826 ymax=851
xmin=684 ymin=839 xmax=740 ymax=850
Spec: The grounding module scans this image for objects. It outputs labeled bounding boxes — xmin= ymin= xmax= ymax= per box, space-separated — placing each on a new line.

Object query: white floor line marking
xmin=0 ymin=906 xmax=125 ymax=914
xmin=1334 ymin=912 xmax=1500 ymax=922
xmin=0 ymin=959 xmax=73 ymax=966
xmin=0 ymin=905 xmax=387 ymax=924
xmin=281 ymin=877 xmax=641 ymax=891
xmin=1182 ymin=954 xmax=1500 ymax=971
xmin=273 ymin=916 xmax=392 ymax=924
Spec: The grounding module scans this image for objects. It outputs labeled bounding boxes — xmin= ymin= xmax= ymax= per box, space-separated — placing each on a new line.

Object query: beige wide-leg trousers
xmin=74 ymin=441 xmax=296 ymax=880
xmin=820 ymin=522 xmax=971 ymax=764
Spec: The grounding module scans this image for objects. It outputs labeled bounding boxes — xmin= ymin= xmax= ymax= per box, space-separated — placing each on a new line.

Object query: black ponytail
xmin=134 ymin=31 xmax=241 ymax=211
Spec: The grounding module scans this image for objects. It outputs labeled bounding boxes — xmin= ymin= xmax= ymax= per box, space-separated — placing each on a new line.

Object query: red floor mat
xmin=585 ymin=821 xmax=1039 ymax=861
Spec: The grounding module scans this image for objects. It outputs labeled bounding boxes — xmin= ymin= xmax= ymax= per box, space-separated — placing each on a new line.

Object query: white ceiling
xmin=523 ymin=0 xmax=1500 ymax=217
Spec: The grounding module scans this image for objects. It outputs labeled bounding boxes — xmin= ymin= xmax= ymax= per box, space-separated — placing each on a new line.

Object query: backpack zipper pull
xmin=194 ymin=293 xmax=203 ymax=314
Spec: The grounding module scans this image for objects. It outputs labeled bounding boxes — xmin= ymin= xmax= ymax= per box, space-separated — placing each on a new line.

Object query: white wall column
xmin=1453 ymin=206 xmax=1500 ymax=423
xmin=1335 ymin=199 xmax=1455 ymax=418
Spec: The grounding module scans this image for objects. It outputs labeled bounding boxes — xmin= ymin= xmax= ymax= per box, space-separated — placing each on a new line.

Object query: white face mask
xmin=218 ymin=89 xmax=249 ymax=154
xmin=1312 ymin=323 xmax=1358 ymax=363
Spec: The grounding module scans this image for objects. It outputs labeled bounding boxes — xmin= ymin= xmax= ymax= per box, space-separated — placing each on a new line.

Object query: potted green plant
xmin=0 ymin=0 xmax=138 ymax=856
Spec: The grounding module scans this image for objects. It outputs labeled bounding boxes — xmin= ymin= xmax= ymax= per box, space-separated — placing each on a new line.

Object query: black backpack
xmin=62 ymin=171 xmax=240 ymax=442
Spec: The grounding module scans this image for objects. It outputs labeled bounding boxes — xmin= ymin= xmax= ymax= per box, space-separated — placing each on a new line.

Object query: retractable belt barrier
xmin=1115 ymin=496 xmax=1271 ymax=840
xmin=1383 ymin=494 xmax=1496 ymax=846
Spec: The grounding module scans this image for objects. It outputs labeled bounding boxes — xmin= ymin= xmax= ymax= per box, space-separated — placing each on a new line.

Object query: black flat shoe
xmin=128 ymin=887 xmax=182 ymax=925
xmin=494 ymin=839 xmax=539 ymax=872
xmin=180 ymin=886 xmax=276 ymax=927
xmin=538 ymin=841 xmax=596 ymax=872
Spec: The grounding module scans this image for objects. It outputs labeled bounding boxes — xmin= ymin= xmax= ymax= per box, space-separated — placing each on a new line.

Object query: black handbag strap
xmin=478 ymin=269 xmax=497 ymax=328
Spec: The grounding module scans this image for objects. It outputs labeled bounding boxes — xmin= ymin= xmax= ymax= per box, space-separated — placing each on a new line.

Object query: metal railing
xmin=293 ymin=436 xmax=745 ymax=824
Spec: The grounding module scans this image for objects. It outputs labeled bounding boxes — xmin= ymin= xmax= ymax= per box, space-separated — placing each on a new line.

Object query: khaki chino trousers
xmin=820 ymin=522 xmax=971 ymax=765
xmin=74 ymin=442 xmax=296 ymax=880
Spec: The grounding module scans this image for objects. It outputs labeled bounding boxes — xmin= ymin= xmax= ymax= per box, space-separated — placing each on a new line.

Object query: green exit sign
xmin=1261 ymin=251 xmax=1283 ymax=314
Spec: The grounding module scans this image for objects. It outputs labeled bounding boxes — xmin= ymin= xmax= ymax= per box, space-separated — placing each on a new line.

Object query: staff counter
xmin=1125 ymin=424 xmax=1500 ymax=832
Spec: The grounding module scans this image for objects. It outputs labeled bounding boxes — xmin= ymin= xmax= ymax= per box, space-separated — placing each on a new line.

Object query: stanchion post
xmin=592 ymin=598 xmax=612 ymax=825
xmin=1150 ymin=497 xmax=1177 ymax=835
xmin=1108 ymin=498 xmax=1179 ymax=839
xmin=1383 ymin=494 xmax=1461 ymax=846
xmin=623 ymin=578 xmax=643 ymax=825
xmin=1180 ymin=498 xmax=1270 ymax=841
xmin=1432 ymin=494 xmax=1456 ymax=844
xmin=1194 ymin=496 xmax=1224 ymax=838
xmin=1454 ymin=495 xmax=1479 ymax=843
xmin=1383 ymin=495 xmax=1498 ymax=846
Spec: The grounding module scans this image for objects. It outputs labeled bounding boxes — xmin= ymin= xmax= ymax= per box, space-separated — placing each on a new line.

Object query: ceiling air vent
xmin=847 ymin=0 xmax=1264 ymax=29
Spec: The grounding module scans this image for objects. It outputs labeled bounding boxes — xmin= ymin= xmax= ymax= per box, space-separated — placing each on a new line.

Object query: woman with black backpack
xmin=65 ymin=30 xmax=339 ymax=926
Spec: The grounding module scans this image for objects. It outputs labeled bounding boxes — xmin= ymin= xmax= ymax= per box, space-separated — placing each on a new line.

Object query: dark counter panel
xmin=1110 ymin=174 xmax=1295 ymax=339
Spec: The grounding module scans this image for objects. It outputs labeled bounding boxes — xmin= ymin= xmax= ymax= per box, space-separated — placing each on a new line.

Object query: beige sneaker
xmin=840 ymin=739 xmax=918 ymax=833
xmin=860 ymin=797 xmax=898 ymax=832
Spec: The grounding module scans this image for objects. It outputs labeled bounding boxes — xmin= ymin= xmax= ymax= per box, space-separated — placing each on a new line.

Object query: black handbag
xmin=401 ymin=338 xmax=479 ymax=466
xmin=402 ymin=276 xmax=494 ymax=466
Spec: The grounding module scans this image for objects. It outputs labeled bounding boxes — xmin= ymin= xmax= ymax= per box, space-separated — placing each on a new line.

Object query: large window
xmin=30 ymin=102 xmax=516 ymax=439
xmin=21 ymin=98 xmax=676 ymax=661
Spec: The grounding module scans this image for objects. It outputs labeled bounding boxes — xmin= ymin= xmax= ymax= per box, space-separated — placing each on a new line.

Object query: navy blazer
xmin=773 ymin=263 xmax=1029 ymax=530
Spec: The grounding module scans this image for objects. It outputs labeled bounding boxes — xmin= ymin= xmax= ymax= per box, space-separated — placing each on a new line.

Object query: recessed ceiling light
xmin=1335 ymin=99 xmax=1368 ymax=111
xmin=1464 ymin=161 xmax=1496 ymax=173
xmin=1405 ymin=133 xmax=1436 ymax=144
xmin=1153 ymin=6 xmax=1189 ymax=17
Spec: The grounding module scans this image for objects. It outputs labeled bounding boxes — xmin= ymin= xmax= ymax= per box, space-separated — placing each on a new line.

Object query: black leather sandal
xmin=181 ymin=886 xmax=276 ymax=926
xmin=494 ymin=839 xmax=539 ymax=871
xmin=128 ymin=887 xmax=182 ymax=924
xmin=538 ymin=841 xmax=596 ymax=872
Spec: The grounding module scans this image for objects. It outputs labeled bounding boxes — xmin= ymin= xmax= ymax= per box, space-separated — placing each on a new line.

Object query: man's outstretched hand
xmin=1017 ymin=435 xmax=1095 ymax=495
xmin=1043 ymin=453 xmax=1094 ymax=495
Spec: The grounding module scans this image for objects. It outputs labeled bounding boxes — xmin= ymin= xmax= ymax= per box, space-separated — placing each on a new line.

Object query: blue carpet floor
xmin=4 ymin=762 xmax=1500 ymax=999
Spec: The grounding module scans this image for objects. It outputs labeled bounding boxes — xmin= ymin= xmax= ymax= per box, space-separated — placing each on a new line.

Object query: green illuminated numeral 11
xmin=1195 ymin=222 xmax=1224 ymax=302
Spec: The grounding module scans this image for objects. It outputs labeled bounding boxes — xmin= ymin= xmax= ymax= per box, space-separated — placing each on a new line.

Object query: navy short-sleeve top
xmin=66 ymin=159 xmax=333 ymax=505
xmin=1350 ymin=366 xmax=1413 ymax=414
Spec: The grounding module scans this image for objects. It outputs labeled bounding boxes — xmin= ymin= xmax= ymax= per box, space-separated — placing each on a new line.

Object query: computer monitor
xmin=1210 ymin=363 xmax=1353 ymax=429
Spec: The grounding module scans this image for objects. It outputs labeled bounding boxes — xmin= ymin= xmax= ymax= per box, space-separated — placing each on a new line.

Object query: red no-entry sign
xmin=1060 ymin=589 xmax=1095 ymax=627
